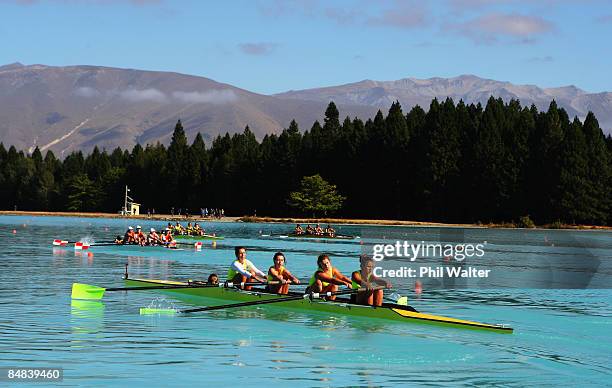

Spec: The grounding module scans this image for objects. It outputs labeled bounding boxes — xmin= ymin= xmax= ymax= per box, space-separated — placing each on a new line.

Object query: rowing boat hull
xmin=279 ymin=233 xmax=357 ymax=240
xmin=174 ymin=234 xmax=224 ymax=241
xmin=125 ymin=278 xmax=513 ymax=333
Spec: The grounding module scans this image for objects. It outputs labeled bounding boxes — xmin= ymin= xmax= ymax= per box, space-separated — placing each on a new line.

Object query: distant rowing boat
xmin=266 ymin=233 xmax=358 ymax=240
xmin=173 ymin=234 xmax=224 ymax=241
xmin=125 ymin=277 xmax=513 ymax=333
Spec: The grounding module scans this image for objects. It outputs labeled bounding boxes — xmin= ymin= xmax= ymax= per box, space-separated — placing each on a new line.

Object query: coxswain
xmin=124 ymin=226 xmax=136 ymax=244
xmin=294 ymin=224 xmax=304 ymax=235
xmin=325 ymin=224 xmax=336 ymax=237
xmin=227 ymin=246 xmax=266 ymax=290
xmin=266 ymin=252 xmax=300 ymax=295
xmin=307 ymin=254 xmax=352 ymax=300
xmin=351 ymin=255 xmax=391 ymax=306
xmin=207 ymin=273 xmax=219 ymax=285
xmin=114 ymin=235 xmax=124 ymax=244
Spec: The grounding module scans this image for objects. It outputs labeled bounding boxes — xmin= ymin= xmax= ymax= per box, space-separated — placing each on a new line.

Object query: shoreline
xmin=0 ymin=210 xmax=240 ymax=223
xmin=239 ymin=216 xmax=612 ymax=231
xmin=2 ymin=211 xmax=609 ymax=231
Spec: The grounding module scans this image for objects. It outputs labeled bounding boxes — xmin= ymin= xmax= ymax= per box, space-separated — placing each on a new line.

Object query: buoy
xmin=212 ymin=241 xmax=217 ymax=248
xmin=12 ymin=229 xmax=17 ymax=234
xmin=194 ymin=242 xmax=203 ymax=251
xmin=415 ymin=280 xmax=423 ymax=295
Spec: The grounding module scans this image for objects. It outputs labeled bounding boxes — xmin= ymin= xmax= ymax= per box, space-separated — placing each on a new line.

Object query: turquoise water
xmin=0 ymin=215 xmax=610 ymax=386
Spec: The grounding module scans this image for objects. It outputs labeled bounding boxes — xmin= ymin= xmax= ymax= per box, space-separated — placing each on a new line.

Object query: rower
xmin=175 ymin=221 xmax=184 ymax=235
xmin=306 ymin=224 xmax=314 ymax=235
xmin=194 ymin=223 xmax=203 ymax=236
xmin=186 ymin=222 xmax=194 ymax=235
xmin=294 ymin=224 xmax=304 ymax=235
xmin=227 ymin=246 xmax=266 ymax=290
xmin=147 ymin=228 xmax=160 ymax=245
xmin=307 ymin=254 xmax=352 ymax=300
xmin=325 ymin=224 xmax=335 ymax=237
xmin=124 ymin=226 xmax=135 ymax=244
xmin=351 ymin=255 xmax=391 ymax=306
xmin=135 ymin=225 xmax=146 ymax=245
xmin=162 ymin=228 xmax=175 ymax=246
xmin=266 ymin=252 xmax=300 ymax=295
xmin=315 ymin=224 xmax=323 ymax=236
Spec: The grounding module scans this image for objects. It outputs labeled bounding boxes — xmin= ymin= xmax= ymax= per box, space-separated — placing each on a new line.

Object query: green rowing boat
xmin=125 ymin=277 xmax=513 ymax=333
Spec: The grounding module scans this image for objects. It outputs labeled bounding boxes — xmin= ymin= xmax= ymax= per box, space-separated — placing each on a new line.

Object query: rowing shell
xmin=268 ymin=233 xmax=358 ymax=240
xmin=125 ymin=278 xmax=513 ymax=333
xmin=173 ymin=234 xmax=224 ymax=241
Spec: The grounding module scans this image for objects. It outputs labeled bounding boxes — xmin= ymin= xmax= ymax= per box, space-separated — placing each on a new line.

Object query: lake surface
xmin=0 ymin=215 xmax=610 ymax=386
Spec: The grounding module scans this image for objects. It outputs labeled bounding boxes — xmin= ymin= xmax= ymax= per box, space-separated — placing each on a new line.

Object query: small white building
xmin=121 ymin=186 xmax=141 ymax=215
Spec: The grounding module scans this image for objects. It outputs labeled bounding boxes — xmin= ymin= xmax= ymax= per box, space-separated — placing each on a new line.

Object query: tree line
xmin=1 ymin=97 xmax=611 ymax=225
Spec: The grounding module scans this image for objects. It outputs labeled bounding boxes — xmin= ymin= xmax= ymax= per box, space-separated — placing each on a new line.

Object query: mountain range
xmin=1 ymin=62 xmax=610 ymax=156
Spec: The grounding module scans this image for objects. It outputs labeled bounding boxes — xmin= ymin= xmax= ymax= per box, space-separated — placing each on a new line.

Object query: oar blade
xmin=140 ymin=307 xmax=178 ymax=315
xmin=71 ymin=283 xmax=106 ymax=300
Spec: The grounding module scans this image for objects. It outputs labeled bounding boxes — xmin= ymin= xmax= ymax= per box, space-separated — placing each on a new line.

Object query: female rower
xmin=294 ymin=224 xmax=304 ymax=235
xmin=267 ymin=252 xmax=300 ymax=294
xmin=147 ymin=228 xmax=160 ymax=245
xmin=307 ymin=254 xmax=352 ymax=300
xmin=124 ymin=226 xmax=135 ymax=244
xmin=227 ymin=246 xmax=266 ymax=290
xmin=351 ymin=255 xmax=391 ymax=306
xmin=207 ymin=273 xmax=219 ymax=285
xmin=135 ymin=226 xmax=146 ymax=246
xmin=162 ymin=228 xmax=175 ymax=246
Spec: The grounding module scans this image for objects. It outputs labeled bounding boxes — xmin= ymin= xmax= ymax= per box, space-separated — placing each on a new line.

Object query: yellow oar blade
xmin=71 ymin=283 xmax=106 ymax=300
xmin=140 ymin=307 xmax=178 ymax=315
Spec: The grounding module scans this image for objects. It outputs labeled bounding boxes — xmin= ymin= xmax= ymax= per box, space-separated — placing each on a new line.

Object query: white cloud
xmin=73 ymin=86 xmax=101 ymax=97
xmin=118 ymin=88 xmax=167 ymax=103
xmin=73 ymin=86 xmax=237 ymax=105
xmin=172 ymin=90 xmax=238 ymax=104
xmin=450 ymin=13 xmax=554 ymax=44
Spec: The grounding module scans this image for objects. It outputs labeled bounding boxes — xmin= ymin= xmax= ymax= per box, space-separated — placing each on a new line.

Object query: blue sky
xmin=1 ymin=0 xmax=611 ymax=94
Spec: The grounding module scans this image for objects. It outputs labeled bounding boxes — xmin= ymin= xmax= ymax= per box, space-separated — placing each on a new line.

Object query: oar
xmin=71 ymin=281 xmax=279 ymax=300
xmin=52 ymin=239 xmax=116 ymax=246
xmin=172 ymin=288 xmax=370 ymax=315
